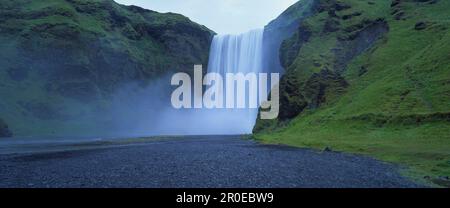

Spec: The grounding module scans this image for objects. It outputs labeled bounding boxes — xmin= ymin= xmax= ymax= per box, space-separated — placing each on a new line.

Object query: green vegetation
xmin=0 ymin=0 xmax=214 ymax=136
xmin=255 ymin=0 xmax=450 ymax=187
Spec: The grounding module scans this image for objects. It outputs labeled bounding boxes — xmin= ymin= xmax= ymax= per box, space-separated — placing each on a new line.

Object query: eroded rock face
xmin=0 ymin=0 xmax=215 ymax=136
xmin=280 ymin=22 xmax=313 ymax=69
xmin=277 ymin=2 xmax=387 ymax=120
xmin=391 ymin=0 xmax=439 ymax=20
xmin=415 ymin=21 xmax=428 ymax=30
xmin=0 ymin=0 xmax=214 ymax=101
xmin=254 ymin=0 xmax=391 ymax=132
xmin=0 ymin=118 xmax=12 ymax=138
xmin=335 ymin=18 xmax=389 ymax=73
xmin=278 ymin=72 xmax=308 ymax=120
xmin=304 ymin=69 xmax=349 ymax=109
xmin=262 ymin=0 xmax=319 ymax=74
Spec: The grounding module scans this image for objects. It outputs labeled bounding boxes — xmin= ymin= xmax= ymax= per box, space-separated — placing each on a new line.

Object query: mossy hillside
xmin=0 ymin=0 xmax=214 ymax=136
xmin=255 ymin=0 xmax=450 ymax=186
xmin=0 ymin=0 xmax=214 ymax=91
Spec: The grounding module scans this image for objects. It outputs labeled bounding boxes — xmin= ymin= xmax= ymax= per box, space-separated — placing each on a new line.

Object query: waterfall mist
xmin=109 ymin=29 xmax=266 ymax=136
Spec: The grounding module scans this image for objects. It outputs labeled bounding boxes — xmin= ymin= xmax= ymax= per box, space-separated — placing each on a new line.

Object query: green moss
xmin=256 ymin=0 xmax=450 ymax=187
xmin=255 ymin=117 xmax=450 ymax=187
xmin=0 ymin=0 xmax=214 ymax=136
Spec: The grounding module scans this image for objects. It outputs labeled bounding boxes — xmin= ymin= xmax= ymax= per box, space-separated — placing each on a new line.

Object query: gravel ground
xmin=0 ymin=136 xmax=422 ymax=188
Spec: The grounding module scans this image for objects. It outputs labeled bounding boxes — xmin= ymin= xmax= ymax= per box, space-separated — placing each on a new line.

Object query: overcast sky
xmin=114 ymin=0 xmax=299 ymax=34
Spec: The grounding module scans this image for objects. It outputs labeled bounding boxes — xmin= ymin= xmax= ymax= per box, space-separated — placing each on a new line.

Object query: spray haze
xmin=109 ymin=29 xmax=268 ymax=136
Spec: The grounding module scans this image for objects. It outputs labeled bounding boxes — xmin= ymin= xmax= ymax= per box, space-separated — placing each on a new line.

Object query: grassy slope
xmin=256 ymin=0 xmax=450 ymax=187
xmin=0 ymin=0 xmax=213 ymax=136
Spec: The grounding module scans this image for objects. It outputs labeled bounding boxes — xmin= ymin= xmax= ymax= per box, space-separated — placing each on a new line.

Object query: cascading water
xmin=208 ymin=29 xmax=264 ymax=75
xmin=110 ymin=29 xmax=267 ymax=136
xmin=204 ymin=29 xmax=265 ymax=134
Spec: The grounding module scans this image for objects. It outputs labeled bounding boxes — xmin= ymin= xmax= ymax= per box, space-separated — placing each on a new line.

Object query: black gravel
xmin=0 ymin=136 xmax=422 ymax=188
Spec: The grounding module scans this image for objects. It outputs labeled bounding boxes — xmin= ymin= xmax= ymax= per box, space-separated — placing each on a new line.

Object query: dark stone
xmin=335 ymin=19 xmax=388 ymax=74
xmin=415 ymin=21 xmax=428 ymax=30
xmin=394 ymin=11 xmax=405 ymax=20
xmin=278 ymin=72 xmax=308 ymax=120
xmin=342 ymin=12 xmax=362 ymax=20
xmin=0 ymin=118 xmax=13 ymax=138
xmin=432 ymin=177 xmax=450 ymax=187
xmin=275 ymin=3 xmax=389 ymax=122
xmin=328 ymin=9 xmax=337 ymax=18
xmin=323 ymin=147 xmax=333 ymax=152
xmin=280 ymin=23 xmax=312 ymax=68
xmin=334 ymin=2 xmax=351 ymax=11
xmin=391 ymin=9 xmax=401 ymax=15
xmin=317 ymin=0 xmax=351 ymax=13
xmin=359 ymin=65 xmax=369 ymax=76
xmin=413 ymin=0 xmax=438 ymax=4
xmin=323 ymin=18 xmax=340 ymax=33
xmin=439 ymin=176 xmax=450 ymax=181
xmin=304 ymin=69 xmax=349 ymax=109
xmin=391 ymin=0 xmax=401 ymax=8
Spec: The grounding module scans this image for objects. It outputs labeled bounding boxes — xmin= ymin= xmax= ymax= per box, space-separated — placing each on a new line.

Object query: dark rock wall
xmin=262 ymin=0 xmax=319 ymax=74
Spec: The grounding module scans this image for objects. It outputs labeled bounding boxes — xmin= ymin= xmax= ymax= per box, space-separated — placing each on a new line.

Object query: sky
xmin=114 ymin=0 xmax=299 ymax=34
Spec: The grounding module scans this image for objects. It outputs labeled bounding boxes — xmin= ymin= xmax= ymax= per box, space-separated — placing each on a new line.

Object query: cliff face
xmin=255 ymin=0 xmax=449 ymax=131
xmin=262 ymin=0 xmax=319 ymax=75
xmin=254 ymin=0 xmax=450 ymax=186
xmin=0 ymin=0 xmax=214 ymax=136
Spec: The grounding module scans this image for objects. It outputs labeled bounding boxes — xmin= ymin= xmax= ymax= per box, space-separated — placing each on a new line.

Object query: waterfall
xmin=204 ymin=29 xmax=265 ymax=134
xmin=208 ymin=29 xmax=264 ymax=75
xmin=112 ymin=29 xmax=267 ymax=136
